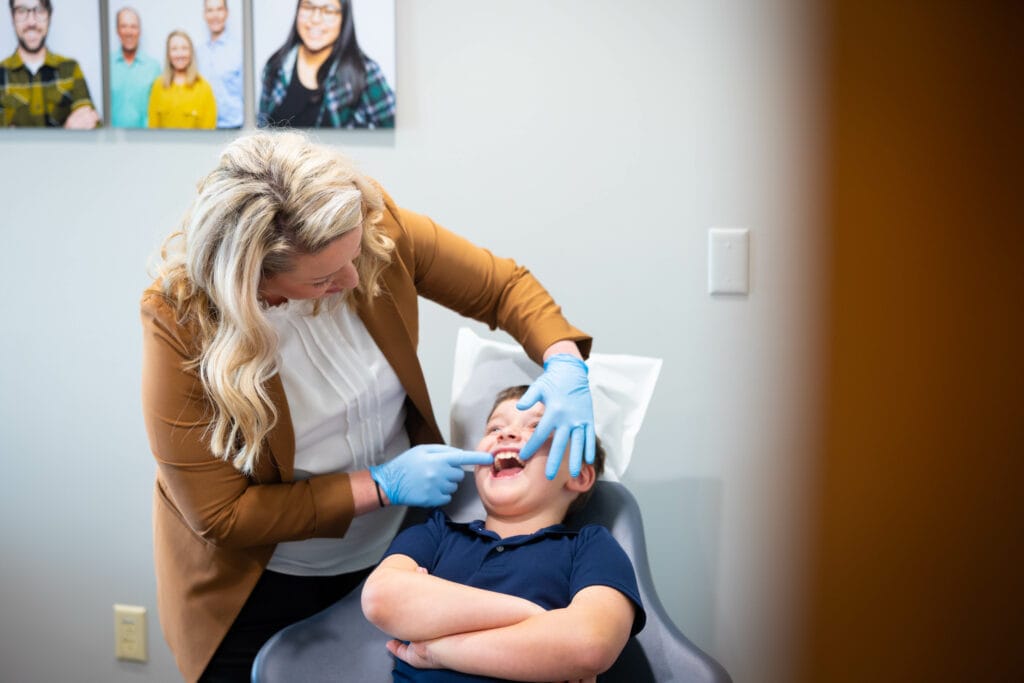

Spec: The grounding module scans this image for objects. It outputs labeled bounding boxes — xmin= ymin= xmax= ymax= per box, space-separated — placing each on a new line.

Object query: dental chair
xmin=252 ymin=330 xmax=731 ymax=682
xmin=252 ymin=476 xmax=730 ymax=682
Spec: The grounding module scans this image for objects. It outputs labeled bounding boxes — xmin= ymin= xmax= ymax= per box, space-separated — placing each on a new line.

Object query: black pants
xmin=199 ymin=567 xmax=373 ymax=682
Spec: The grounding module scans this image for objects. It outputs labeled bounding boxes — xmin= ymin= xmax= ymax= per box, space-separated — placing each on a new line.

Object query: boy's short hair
xmin=488 ymin=385 xmax=605 ymax=515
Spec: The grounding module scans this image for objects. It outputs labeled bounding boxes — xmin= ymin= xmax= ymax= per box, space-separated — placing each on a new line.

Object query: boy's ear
xmin=564 ymin=463 xmax=597 ymax=494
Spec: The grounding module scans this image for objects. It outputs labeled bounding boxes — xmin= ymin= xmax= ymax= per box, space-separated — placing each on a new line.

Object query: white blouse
xmin=262 ymin=298 xmax=410 ymax=576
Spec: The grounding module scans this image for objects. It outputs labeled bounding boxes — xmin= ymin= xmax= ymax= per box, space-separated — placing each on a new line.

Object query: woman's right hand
xmin=370 ymin=445 xmax=493 ymax=507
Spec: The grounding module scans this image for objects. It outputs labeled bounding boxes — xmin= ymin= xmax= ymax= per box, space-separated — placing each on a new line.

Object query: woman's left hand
xmin=517 ymin=349 xmax=595 ymax=479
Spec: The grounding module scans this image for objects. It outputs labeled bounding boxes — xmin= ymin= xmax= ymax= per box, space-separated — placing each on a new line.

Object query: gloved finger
xmin=435 ymin=493 xmax=452 ymax=505
xmin=440 ymin=479 xmax=458 ymax=495
xmin=568 ymin=426 xmax=585 ymax=478
xmin=446 ymin=450 xmax=495 ymax=467
xmin=444 ymin=466 xmax=466 ymax=483
xmin=515 ymin=381 xmax=544 ymax=411
xmin=546 ymin=426 xmax=571 ymax=480
xmin=519 ymin=410 xmax=557 ymax=462
xmin=584 ymin=423 xmax=596 ymax=465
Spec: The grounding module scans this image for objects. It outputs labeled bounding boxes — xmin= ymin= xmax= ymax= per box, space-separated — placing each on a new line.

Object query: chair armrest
xmin=251 ymin=580 xmax=393 ymax=683
xmin=567 ymin=481 xmax=732 ymax=683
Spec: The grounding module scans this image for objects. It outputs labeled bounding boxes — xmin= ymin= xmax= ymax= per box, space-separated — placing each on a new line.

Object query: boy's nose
xmin=497 ymin=428 xmax=521 ymax=441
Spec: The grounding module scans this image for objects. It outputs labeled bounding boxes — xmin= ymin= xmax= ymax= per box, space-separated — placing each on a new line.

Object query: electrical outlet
xmin=113 ymin=604 xmax=148 ymax=662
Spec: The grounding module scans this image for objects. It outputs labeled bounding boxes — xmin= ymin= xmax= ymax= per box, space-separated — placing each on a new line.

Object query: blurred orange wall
xmin=800 ymin=2 xmax=1023 ymax=681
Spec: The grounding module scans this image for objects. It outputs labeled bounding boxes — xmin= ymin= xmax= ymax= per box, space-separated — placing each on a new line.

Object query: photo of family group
xmin=0 ymin=0 xmax=396 ymax=130
xmin=108 ymin=0 xmax=243 ymax=129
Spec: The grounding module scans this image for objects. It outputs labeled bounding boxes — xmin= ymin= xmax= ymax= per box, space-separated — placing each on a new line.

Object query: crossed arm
xmin=361 ymin=554 xmax=636 ymax=681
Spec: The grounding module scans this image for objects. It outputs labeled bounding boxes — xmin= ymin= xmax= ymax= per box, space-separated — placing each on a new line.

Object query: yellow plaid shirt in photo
xmin=0 ymin=50 xmax=95 ymax=127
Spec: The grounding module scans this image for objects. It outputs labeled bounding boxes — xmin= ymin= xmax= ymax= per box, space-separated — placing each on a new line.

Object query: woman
xmin=258 ymin=0 xmax=395 ymax=128
xmin=148 ymin=30 xmax=217 ymax=129
xmin=141 ymin=132 xmax=595 ymax=682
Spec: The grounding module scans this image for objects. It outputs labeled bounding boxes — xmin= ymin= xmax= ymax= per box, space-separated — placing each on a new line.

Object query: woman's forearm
xmin=542 ymin=339 xmax=584 ymax=361
xmin=349 ymin=469 xmax=387 ymax=516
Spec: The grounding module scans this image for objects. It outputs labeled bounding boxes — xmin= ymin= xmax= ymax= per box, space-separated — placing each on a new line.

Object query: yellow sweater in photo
xmin=147 ymin=77 xmax=217 ymax=129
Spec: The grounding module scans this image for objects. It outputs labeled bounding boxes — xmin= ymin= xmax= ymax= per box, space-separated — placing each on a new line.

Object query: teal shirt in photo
xmin=110 ymin=51 xmax=162 ymax=128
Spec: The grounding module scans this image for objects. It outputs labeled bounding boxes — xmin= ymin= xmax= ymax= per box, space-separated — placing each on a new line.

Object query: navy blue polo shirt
xmin=383 ymin=510 xmax=646 ymax=682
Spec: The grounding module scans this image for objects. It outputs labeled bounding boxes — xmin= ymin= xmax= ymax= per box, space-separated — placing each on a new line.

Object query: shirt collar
xmin=42 ymin=49 xmax=63 ymax=68
xmin=113 ymin=50 xmax=153 ymax=65
xmin=1 ymin=50 xmax=23 ymax=69
xmin=2 ymin=48 xmax=63 ymax=71
xmin=207 ymin=29 xmax=230 ymax=47
xmin=449 ymin=516 xmax=577 ymax=545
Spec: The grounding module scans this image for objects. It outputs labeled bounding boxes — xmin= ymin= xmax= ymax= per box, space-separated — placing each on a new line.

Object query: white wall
xmin=0 ymin=1 xmax=821 ymax=681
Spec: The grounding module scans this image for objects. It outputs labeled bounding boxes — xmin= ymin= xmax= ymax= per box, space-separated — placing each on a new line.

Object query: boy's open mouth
xmin=491 ymin=452 xmax=525 ymax=478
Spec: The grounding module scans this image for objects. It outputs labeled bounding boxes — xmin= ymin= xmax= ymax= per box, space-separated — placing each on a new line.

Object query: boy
xmin=361 ymin=386 xmax=646 ymax=682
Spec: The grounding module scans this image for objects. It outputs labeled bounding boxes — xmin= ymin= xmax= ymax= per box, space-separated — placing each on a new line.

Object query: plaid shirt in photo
xmin=1 ymin=50 xmax=95 ymax=127
xmin=258 ymin=47 xmax=395 ymax=129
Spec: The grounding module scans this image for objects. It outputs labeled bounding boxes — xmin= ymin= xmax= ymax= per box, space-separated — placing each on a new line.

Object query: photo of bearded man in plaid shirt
xmin=2 ymin=0 xmax=99 ymax=128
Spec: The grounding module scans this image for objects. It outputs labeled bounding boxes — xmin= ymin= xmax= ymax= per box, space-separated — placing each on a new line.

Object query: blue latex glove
xmin=517 ymin=354 xmax=596 ymax=479
xmin=370 ymin=445 xmax=493 ymax=507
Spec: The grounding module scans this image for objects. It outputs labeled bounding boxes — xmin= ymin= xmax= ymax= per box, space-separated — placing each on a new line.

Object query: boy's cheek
xmin=524 ymin=454 xmax=551 ymax=477
xmin=535 ymin=435 xmax=556 ymax=460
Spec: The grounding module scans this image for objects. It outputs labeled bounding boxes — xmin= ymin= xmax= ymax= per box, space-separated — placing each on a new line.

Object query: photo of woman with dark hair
xmin=257 ymin=0 xmax=395 ymax=129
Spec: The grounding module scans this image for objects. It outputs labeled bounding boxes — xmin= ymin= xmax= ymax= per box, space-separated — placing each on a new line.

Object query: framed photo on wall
xmin=1 ymin=0 xmax=103 ymax=128
xmin=253 ymin=0 xmax=396 ymax=129
xmin=106 ymin=0 xmax=244 ymax=129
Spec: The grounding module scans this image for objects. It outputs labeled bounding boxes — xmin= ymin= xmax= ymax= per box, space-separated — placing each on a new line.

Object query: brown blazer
xmin=140 ymin=190 xmax=591 ymax=682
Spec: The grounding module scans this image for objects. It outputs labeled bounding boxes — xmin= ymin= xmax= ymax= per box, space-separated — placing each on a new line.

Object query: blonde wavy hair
xmin=162 ymin=30 xmax=199 ymax=88
xmin=155 ymin=131 xmax=394 ymax=474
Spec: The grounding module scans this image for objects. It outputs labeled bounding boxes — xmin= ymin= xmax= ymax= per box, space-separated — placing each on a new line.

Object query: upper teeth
xmin=493 ymin=454 xmax=524 ymax=471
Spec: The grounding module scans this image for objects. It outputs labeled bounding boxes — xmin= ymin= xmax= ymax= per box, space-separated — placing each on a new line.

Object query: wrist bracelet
xmin=374 ymin=479 xmax=386 ymax=508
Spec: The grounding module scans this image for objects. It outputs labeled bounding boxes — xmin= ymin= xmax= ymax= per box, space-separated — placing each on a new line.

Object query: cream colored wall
xmin=0 ymin=1 xmax=820 ymax=681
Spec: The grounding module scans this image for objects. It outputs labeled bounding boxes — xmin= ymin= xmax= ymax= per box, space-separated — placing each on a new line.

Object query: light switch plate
xmin=114 ymin=604 xmax=148 ymax=662
xmin=708 ymin=228 xmax=750 ymax=295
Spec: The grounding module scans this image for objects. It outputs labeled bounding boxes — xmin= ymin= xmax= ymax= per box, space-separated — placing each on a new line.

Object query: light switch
xmin=708 ymin=228 xmax=750 ymax=295
xmin=114 ymin=604 xmax=148 ymax=662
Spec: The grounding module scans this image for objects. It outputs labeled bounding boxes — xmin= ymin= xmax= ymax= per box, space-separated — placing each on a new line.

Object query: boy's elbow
xmin=360 ymin=571 xmax=400 ymax=630
xmin=573 ymin=640 xmax=620 ymax=677
xmin=572 ymin=624 xmax=630 ymax=675
xmin=360 ymin=575 xmax=387 ymax=625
